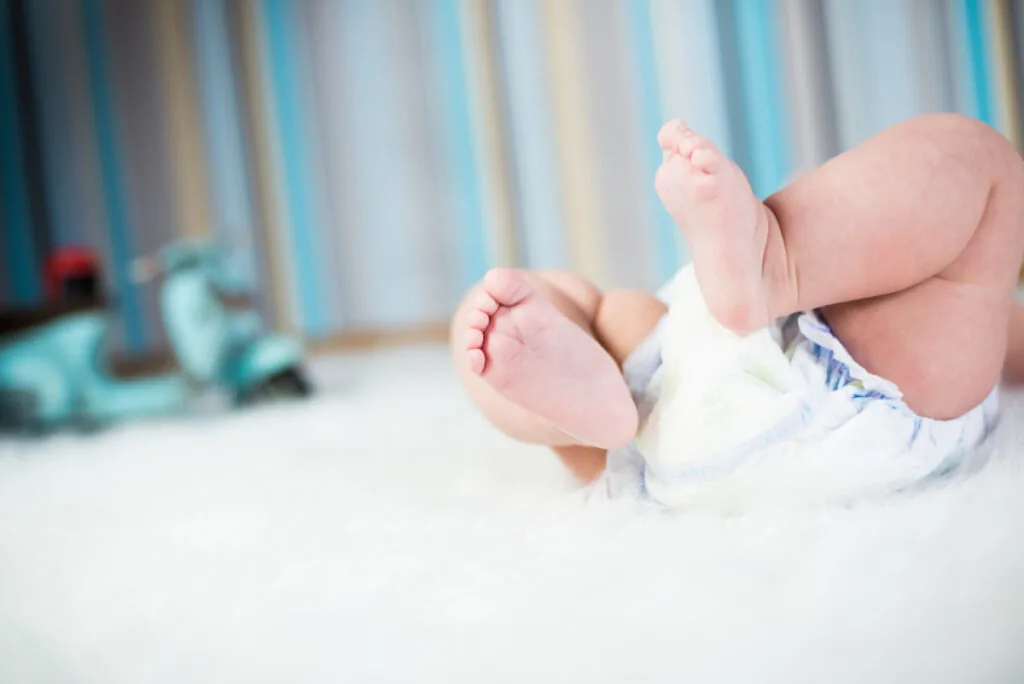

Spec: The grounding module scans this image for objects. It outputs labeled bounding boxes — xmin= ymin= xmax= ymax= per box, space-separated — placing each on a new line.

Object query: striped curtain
xmin=1 ymin=0 xmax=1022 ymax=349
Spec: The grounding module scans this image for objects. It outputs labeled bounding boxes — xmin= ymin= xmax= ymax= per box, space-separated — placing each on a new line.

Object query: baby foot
xmin=655 ymin=119 xmax=776 ymax=333
xmin=461 ymin=269 xmax=637 ymax=449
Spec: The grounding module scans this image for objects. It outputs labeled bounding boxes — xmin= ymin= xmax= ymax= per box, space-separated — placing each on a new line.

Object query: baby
xmin=451 ymin=114 xmax=1024 ymax=492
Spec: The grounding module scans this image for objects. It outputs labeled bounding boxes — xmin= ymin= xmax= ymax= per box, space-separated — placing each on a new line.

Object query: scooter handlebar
xmin=129 ymin=256 xmax=162 ymax=284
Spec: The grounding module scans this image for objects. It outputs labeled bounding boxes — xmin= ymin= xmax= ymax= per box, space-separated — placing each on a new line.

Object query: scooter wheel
xmin=234 ymin=366 xmax=313 ymax=406
xmin=0 ymin=389 xmax=46 ymax=435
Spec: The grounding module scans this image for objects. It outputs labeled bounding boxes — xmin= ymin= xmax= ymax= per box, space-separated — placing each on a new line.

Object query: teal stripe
xmin=81 ymin=0 xmax=143 ymax=348
xmin=496 ymin=0 xmax=565 ymax=270
xmin=0 ymin=201 xmax=6 ymax=302
xmin=25 ymin=0 xmax=82 ymax=248
xmin=261 ymin=0 xmax=326 ymax=336
xmin=625 ymin=0 xmax=678 ymax=282
xmin=194 ymin=0 xmax=260 ymax=288
xmin=961 ymin=0 xmax=995 ymax=125
xmin=303 ymin=0 xmax=349 ymax=328
xmin=0 ymin=2 xmax=41 ymax=302
xmin=732 ymin=0 xmax=790 ymax=198
xmin=434 ymin=0 xmax=488 ymax=289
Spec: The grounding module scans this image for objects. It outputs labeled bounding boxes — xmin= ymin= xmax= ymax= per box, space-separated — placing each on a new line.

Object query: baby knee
xmin=926 ymin=114 xmax=1016 ymax=162
xmin=903 ymin=114 xmax=1024 ymax=191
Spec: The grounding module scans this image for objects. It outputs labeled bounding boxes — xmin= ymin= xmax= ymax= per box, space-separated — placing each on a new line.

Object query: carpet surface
xmin=1 ymin=345 xmax=1023 ymax=683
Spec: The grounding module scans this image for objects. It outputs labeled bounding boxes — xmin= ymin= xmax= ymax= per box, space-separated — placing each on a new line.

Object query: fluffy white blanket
xmin=1 ymin=346 xmax=1022 ymax=683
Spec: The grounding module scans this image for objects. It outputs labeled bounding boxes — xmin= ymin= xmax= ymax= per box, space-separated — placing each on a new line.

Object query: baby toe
xmin=655 ymin=155 xmax=690 ymax=205
xmin=465 ymin=327 xmax=484 ymax=350
xmin=473 ymin=289 xmax=500 ymax=316
xmin=467 ymin=309 xmax=490 ymax=331
xmin=657 ymin=119 xmax=689 ymax=153
xmin=483 ymin=268 xmax=533 ymax=307
xmin=466 ymin=348 xmax=486 ymax=375
xmin=689 ymin=146 xmax=723 ymax=174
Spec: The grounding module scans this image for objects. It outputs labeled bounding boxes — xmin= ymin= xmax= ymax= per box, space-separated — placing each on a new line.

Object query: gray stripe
xmin=714 ymin=0 xmax=754 ymax=175
xmin=1009 ymin=0 xmax=1024 ymax=131
xmin=577 ymin=0 xmax=656 ymax=291
xmin=910 ymin=0 xmax=956 ymax=113
xmin=388 ymin=0 xmax=456 ymax=323
xmin=778 ymin=0 xmax=840 ymax=169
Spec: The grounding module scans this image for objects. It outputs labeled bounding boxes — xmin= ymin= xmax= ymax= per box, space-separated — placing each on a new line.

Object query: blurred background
xmin=0 ymin=0 xmax=1022 ymax=351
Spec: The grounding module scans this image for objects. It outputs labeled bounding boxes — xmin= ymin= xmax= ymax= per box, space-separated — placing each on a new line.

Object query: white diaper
xmin=605 ymin=266 xmax=999 ymax=508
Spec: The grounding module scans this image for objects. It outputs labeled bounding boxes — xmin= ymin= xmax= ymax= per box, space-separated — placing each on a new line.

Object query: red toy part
xmin=45 ymin=246 xmax=101 ymax=302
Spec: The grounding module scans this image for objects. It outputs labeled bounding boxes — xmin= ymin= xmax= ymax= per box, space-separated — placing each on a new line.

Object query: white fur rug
xmin=1 ymin=345 xmax=1023 ymax=684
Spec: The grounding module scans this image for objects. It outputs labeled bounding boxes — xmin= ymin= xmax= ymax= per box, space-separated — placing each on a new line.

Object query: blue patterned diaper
xmin=605 ymin=311 xmax=998 ymax=507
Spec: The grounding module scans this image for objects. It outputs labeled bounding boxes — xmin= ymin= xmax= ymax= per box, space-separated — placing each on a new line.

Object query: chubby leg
xmin=657 ymin=113 xmax=1024 ymax=419
xmin=451 ymin=270 xmax=665 ymax=480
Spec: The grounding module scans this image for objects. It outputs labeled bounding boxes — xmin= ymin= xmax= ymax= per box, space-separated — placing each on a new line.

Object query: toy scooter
xmin=0 ymin=240 xmax=311 ymax=432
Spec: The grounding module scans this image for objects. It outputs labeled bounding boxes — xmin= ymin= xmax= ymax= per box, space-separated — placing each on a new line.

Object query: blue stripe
xmin=335 ymin=0 xmax=422 ymax=326
xmin=679 ymin=0 xmax=733 ymax=159
xmin=864 ymin=0 xmax=917 ymax=132
xmin=961 ymin=0 xmax=995 ymax=125
xmin=261 ymin=0 xmax=326 ymax=336
xmin=496 ymin=0 xmax=565 ymax=270
xmin=822 ymin=0 xmax=870 ymax=148
xmin=193 ymin=0 xmax=260 ymax=288
xmin=0 ymin=2 xmax=41 ymax=302
xmin=625 ymin=0 xmax=678 ymax=282
xmin=434 ymin=0 xmax=488 ymax=289
xmin=81 ymin=0 xmax=143 ymax=348
xmin=732 ymin=0 xmax=790 ymax=198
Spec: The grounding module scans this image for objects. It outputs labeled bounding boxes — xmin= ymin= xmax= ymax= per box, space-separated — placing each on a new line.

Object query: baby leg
xmin=451 ymin=270 xmax=665 ymax=480
xmin=657 ymin=114 xmax=1024 ymax=419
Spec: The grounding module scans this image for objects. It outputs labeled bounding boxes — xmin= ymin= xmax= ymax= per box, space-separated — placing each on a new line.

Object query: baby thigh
xmin=593 ymin=289 xmax=668 ymax=366
xmin=556 ymin=289 xmax=667 ymax=481
xmin=822 ymin=278 xmax=1010 ymax=421
xmin=776 ymin=115 xmax=1024 ymax=419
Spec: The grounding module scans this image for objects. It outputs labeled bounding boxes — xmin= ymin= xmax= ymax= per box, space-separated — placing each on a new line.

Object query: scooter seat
xmin=107 ymin=348 xmax=178 ymax=379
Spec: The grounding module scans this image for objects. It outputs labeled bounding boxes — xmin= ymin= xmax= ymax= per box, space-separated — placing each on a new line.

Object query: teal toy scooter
xmin=0 ymin=240 xmax=311 ymax=432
